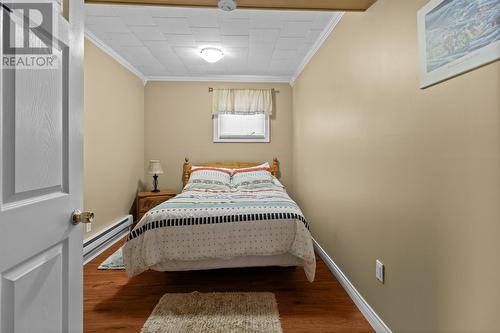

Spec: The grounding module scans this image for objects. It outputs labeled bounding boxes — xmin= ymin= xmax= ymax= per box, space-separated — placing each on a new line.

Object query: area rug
xmin=98 ymin=246 xmax=125 ymax=270
xmin=141 ymin=292 xmax=283 ymax=333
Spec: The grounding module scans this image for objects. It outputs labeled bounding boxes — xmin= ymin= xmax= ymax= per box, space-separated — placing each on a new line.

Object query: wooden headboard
xmin=182 ymin=157 xmax=279 ymax=186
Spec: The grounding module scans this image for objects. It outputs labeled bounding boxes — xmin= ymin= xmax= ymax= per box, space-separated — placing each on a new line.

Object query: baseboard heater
xmin=83 ymin=215 xmax=133 ymax=265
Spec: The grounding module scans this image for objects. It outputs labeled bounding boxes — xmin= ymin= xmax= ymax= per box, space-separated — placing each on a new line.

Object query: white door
xmin=0 ymin=0 xmax=84 ymax=331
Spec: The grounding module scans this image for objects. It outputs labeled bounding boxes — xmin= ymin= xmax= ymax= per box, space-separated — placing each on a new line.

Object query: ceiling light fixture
xmin=200 ymin=47 xmax=224 ymax=63
xmin=218 ymin=0 xmax=237 ymax=11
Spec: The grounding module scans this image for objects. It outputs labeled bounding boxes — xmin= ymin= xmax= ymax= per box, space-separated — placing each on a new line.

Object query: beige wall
xmin=84 ymin=38 xmax=145 ymax=238
xmin=144 ymin=81 xmax=293 ymax=193
xmin=292 ymin=1 xmax=500 ymax=332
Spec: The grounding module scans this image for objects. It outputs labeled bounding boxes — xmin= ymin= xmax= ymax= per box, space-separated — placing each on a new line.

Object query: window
xmin=213 ymin=113 xmax=270 ymax=143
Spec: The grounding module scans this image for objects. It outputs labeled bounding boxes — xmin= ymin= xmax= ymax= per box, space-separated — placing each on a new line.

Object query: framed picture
xmin=417 ymin=0 xmax=500 ymax=88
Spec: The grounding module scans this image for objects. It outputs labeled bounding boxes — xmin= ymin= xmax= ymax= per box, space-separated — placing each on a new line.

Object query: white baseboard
xmin=313 ymin=238 xmax=393 ymax=333
xmin=83 ymin=215 xmax=132 ymax=265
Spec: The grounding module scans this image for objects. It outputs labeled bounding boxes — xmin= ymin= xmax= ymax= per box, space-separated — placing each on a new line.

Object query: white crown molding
xmin=85 ymin=29 xmax=147 ymax=86
xmin=289 ymin=12 xmax=344 ymax=86
xmin=313 ymin=238 xmax=393 ymax=333
xmin=146 ymin=75 xmax=291 ymax=83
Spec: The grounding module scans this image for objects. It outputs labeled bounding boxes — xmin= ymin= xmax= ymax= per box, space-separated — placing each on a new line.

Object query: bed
xmin=123 ymin=157 xmax=316 ymax=282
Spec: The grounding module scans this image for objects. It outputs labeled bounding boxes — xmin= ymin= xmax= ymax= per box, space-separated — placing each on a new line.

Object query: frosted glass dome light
xmin=200 ymin=47 xmax=224 ymax=63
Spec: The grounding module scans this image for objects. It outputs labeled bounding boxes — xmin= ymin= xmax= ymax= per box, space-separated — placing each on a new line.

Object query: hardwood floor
xmin=84 ymin=239 xmax=374 ymax=333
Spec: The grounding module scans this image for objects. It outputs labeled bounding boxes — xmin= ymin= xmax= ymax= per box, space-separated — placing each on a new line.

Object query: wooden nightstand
xmin=136 ymin=190 xmax=176 ymax=221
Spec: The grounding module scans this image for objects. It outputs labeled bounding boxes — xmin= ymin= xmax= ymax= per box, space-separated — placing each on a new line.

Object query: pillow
xmin=271 ymin=176 xmax=285 ymax=188
xmin=231 ymin=163 xmax=273 ymax=189
xmin=192 ymin=165 xmax=233 ymax=173
xmin=231 ymin=163 xmax=270 ymax=174
xmin=184 ymin=166 xmax=232 ymax=191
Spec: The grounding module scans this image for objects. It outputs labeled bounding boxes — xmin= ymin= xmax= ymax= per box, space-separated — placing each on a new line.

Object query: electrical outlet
xmin=376 ymin=260 xmax=384 ymax=283
xmin=86 ymin=223 xmax=92 ymax=233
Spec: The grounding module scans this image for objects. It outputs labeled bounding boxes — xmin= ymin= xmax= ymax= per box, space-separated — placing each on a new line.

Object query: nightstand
xmin=136 ymin=190 xmax=176 ymax=221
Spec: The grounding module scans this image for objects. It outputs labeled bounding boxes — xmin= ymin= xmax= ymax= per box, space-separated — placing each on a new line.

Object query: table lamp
xmin=148 ymin=160 xmax=164 ymax=192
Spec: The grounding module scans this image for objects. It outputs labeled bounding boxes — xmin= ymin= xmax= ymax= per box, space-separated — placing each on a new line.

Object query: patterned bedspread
xmin=123 ymin=185 xmax=316 ymax=281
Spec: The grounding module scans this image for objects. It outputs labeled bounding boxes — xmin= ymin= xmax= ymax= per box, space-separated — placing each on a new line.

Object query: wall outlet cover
xmin=376 ymin=259 xmax=384 ymax=283
xmin=86 ymin=223 xmax=92 ymax=233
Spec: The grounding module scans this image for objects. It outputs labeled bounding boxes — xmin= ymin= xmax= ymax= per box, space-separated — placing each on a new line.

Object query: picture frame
xmin=417 ymin=0 xmax=500 ymax=88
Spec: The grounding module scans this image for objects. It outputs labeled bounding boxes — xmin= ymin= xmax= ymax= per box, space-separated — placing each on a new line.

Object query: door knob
xmin=72 ymin=210 xmax=94 ymax=225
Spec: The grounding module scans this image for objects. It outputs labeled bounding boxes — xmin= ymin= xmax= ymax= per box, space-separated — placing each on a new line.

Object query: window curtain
xmin=212 ymin=88 xmax=273 ymax=116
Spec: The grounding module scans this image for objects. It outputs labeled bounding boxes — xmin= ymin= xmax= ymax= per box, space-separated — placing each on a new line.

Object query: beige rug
xmin=140 ymin=291 xmax=283 ymax=333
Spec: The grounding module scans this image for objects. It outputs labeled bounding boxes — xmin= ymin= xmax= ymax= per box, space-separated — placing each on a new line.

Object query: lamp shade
xmin=148 ymin=160 xmax=164 ymax=175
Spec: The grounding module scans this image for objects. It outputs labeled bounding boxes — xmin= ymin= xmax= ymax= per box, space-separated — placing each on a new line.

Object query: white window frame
xmin=213 ymin=113 xmax=270 ymax=143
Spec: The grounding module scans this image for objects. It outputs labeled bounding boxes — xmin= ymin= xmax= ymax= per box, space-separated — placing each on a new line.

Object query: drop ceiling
xmin=85 ymin=4 xmax=342 ymax=83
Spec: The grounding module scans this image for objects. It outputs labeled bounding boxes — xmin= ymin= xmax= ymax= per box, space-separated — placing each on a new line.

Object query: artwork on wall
xmin=417 ymin=0 xmax=500 ymax=88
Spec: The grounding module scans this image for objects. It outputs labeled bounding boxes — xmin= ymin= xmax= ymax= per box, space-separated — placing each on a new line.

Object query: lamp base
xmin=152 ymin=174 xmax=160 ymax=193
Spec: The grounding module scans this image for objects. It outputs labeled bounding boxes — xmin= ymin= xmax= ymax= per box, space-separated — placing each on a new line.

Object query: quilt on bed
xmin=123 ymin=185 xmax=316 ymax=281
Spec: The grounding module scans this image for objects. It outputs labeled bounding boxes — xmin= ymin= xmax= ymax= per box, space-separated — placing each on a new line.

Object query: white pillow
xmin=184 ymin=166 xmax=232 ymax=191
xmin=191 ymin=165 xmax=233 ymax=173
xmin=231 ymin=164 xmax=273 ymax=189
xmin=231 ymin=163 xmax=269 ymax=173
xmin=272 ymin=176 xmax=285 ymax=188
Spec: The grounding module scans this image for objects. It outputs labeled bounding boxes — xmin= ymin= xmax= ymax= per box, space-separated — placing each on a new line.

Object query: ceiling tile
xmin=173 ymin=46 xmax=201 ymax=60
xmin=218 ymin=9 xmax=251 ymax=20
xmin=119 ymin=46 xmax=161 ymax=66
xmin=85 ymin=5 xmax=118 ymax=17
xmin=104 ymin=32 xmax=143 ymax=46
xmin=149 ymin=7 xmax=187 ymax=18
xmin=165 ymin=34 xmax=197 ymax=46
xmin=85 ymin=4 xmax=338 ymax=79
xmin=137 ymin=64 xmax=169 ymax=76
xmin=192 ymin=28 xmax=221 ymax=42
xmin=281 ymin=21 xmax=313 ymax=37
xmin=166 ymin=65 xmax=190 ymax=75
xmin=283 ymin=11 xmax=317 ymax=22
xmin=249 ymin=43 xmax=275 ymax=58
xmin=276 ymin=37 xmax=304 ymax=50
xmin=305 ymin=29 xmax=324 ymax=42
xmin=130 ymin=26 xmax=166 ymax=41
xmin=86 ymin=16 xmax=129 ymax=33
xmin=188 ymin=10 xmax=219 ymax=28
xmin=312 ymin=12 xmax=334 ymax=30
xmin=249 ymin=29 xmax=280 ymax=44
xmin=297 ymin=42 xmax=315 ymax=56
xmin=225 ymin=47 xmax=248 ymax=57
xmin=221 ymin=35 xmax=249 ymax=47
xmin=118 ymin=7 xmax=156 ymax=26
xmin=250 ymin=11 xmax=287 ymax=29
xmin=143 ymin=41 xmax=177 ymax=59
xmin=268 ymin=61 xmax=295 ymax=75
xmin=155 ymin=17 xmax=192 ymax=34
xmin=248 ymin=56 xmax=270 ymax=67
xmin=206 ymin=62 xmax=228 ymax=74
xmin=220 ymin=19 xmax=250 ymax=35
xmin=273 ymin=49 xmax=298 ymax=60
xmin=224 ymin=57 xmax=248 ymax=68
